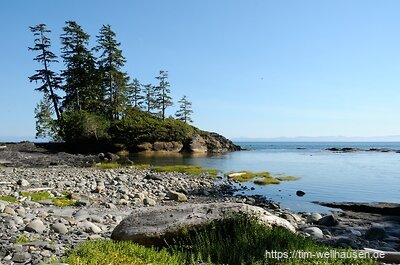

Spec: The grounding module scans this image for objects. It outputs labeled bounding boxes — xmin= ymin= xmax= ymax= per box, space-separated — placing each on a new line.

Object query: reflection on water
xmin=129 ymin=142 xmax=400 ymax=213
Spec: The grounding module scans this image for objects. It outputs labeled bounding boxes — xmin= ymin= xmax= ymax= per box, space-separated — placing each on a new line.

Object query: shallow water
xmin=129 ymin=142 xmax=400 ymax=213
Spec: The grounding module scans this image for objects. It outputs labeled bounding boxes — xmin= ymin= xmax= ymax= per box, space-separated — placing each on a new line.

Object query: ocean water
xmin=130 ymin=142 xmax=400 ymax=213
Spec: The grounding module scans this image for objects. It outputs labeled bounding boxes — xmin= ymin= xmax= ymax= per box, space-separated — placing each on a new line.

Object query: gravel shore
xmin=0 ymin=143 xmax=399 ymax=264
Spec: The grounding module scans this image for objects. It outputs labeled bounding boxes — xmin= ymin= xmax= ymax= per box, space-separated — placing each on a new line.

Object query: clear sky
xmin=1 ymin=0 xmax=400 ymax=140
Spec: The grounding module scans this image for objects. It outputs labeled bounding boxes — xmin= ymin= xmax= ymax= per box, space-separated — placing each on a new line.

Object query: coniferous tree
xmin=95 ymin=24 xmax=129 ymax=119
xmin=29 ymin=24 xmax=62 ymax=121
xmin=154 ymin=70 xmax=173 ymax=119
xmin=127 ymin=78 xmax=144 ymax=109
xmin=34 ymin=93 xmax=58 ymax=138
xmin=175 ymin=95 xmax=193 ymax=123
xmin=60 ymin=21 xmax=101 ymax=112
xmin=142 ymin=83 xmax=157 ymax=113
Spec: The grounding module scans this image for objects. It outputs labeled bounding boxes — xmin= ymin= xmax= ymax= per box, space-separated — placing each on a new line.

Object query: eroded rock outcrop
xmin=134 ymin=132 xmax=241 ymax=153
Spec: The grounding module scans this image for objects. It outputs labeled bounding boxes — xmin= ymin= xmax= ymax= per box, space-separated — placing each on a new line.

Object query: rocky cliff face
xmin=134 ymin=132 xmax=241 ymax=153
xmin=190 ymin=132 xmax=241 ymax=153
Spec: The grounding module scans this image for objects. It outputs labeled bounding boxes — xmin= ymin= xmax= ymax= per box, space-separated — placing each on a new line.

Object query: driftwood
xmin=362 ymin=248 xmax=400 ymax=264
xmin=0 ymin=182 xmax=12 ymax=185
xmin=20 ymin=187 xmax=54 ymax=193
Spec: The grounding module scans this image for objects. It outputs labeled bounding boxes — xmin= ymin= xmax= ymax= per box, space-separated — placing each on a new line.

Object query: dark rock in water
xmin=316 ymin=202 xmax=400 ymax=216
xmin=105 ymin=152 xmax=119 ymax=162
xmin=296 ymin=190 xmax=306 ymax=197
xmin=318 ymin=214 xmax=339 ymax=226
xmin=365 ymin=226 xmax=387 ymax=240
xmin=326 ymin=147 xmax=359 ymax=152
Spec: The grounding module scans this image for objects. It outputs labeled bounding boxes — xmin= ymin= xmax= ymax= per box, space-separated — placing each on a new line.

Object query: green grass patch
xmin=228 ymin=171 xmax=272 ymax=182
xmin=53 ymin=197 xmax=77 ymax=207
xmin=0 ymin=195 xmax=17 ymax=203
xmin=20 ymin=191 xmax=53 ymax=202
xmin=95 ymin=163 xmax=219 ymax=177
xmin=228 ymin=171 xmax=301 ymax=186
xmin=15 ymin=235 xmax=40 ymax=244
xmin=150 ymin=165 xmax=219 ymax=177
xmin=63 ymin=214 xmax=375 ymax=265
xmin=63 ymin=240 xmax=182 ymax=265
xmin=19 ymin=191 xmax=77 ymax=207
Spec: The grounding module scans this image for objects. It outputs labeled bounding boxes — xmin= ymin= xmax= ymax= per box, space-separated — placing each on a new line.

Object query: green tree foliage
xmin=34 ymin=93 xmax=58 ymax=139
xmin=61 ymin=111 xmax=110 ymax=143
xmin=175 ymin=95 xmax=193 ymax=123
xmin=127 ymin=78 xmax=144 ymax=109
xmin=154 ymin=70 xmax=173 ymax=119
xmin=29 ymin=24 xmax=62 ymax=121
xmin=110 ymin=108 xmax=197 ymax=146
xmin=60 ymin=21 xmax=101 ymax=113
xmin=29 ymin=22 xmax=198 ymax=145
xmin=95 ymin=24 xmax=129 ymax=119
xmin=142 ymin=83 xmax=157 ymax=113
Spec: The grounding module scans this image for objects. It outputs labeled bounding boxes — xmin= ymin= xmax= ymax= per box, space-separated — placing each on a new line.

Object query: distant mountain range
xmin=232 ymin=136 xmax=400 ymax=142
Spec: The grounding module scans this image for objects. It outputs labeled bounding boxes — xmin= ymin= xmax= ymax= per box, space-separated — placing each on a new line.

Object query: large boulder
xmin=111 ymin=202 xmax=295 ymax=246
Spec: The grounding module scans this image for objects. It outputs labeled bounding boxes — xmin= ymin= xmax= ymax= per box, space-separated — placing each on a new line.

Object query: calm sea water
xmin=130 ymin=142 xmax=400 ymax=213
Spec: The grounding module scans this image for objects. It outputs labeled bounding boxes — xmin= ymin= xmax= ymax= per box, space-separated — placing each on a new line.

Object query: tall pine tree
xmin=127 ymin=78 xmax=144 ymax=109
xmin=95 ymin=24 xmax=129 ymax=119
xmin=175 ymin=95 xmax=193 ymax=123
xmin=60 ymin=21 xmax=100 ymax=113
xmin=154 ymin=70 xmax=173 ymax=119
xmin=34 ymin=93 xmax=58 ymax=138
xmin=142 ymin=83 xmax=157 ymax=113
xmin=29 ymin=24 xmax=62 ymax=121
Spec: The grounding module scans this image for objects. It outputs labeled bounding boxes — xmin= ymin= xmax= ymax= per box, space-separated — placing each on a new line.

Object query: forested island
xmin=29 ymin=22 xmax=239 ymax=153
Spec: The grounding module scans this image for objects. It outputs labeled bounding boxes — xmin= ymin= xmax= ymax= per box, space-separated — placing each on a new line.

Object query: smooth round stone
xmin=51 ymin=223 xmax=68 ymax=234
xmin=78 ymin=221 xmax=102 ymax=234
xmin=143 ymin=198 xmax=156 ymax=206
xmin=307 ymin=213 xmax=322 ymax=224
xmin=25 ymin=219 xmax=46 ymax=233
xmin=303 ymin=227 xmax=324 ymax=239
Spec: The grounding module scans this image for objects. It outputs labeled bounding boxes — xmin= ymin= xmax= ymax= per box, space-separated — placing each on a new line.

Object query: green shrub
xmin=110 ymin=108 xmax=198 ymax=146
xmin=61 ymin=111 xmax=110 ymax=143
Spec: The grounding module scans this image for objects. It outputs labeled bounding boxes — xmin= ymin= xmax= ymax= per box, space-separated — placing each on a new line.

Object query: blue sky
xmin=1 ymin=0 xmax=400 ymax=140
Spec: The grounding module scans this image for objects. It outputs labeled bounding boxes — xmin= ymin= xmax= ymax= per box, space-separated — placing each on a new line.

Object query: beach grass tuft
xmin=0 ymin=195 xmax=18 ymax=203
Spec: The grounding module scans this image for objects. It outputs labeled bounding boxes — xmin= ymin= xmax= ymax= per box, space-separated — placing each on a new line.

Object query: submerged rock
xmin=296 ymin=190 xmax=305 ymax=197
